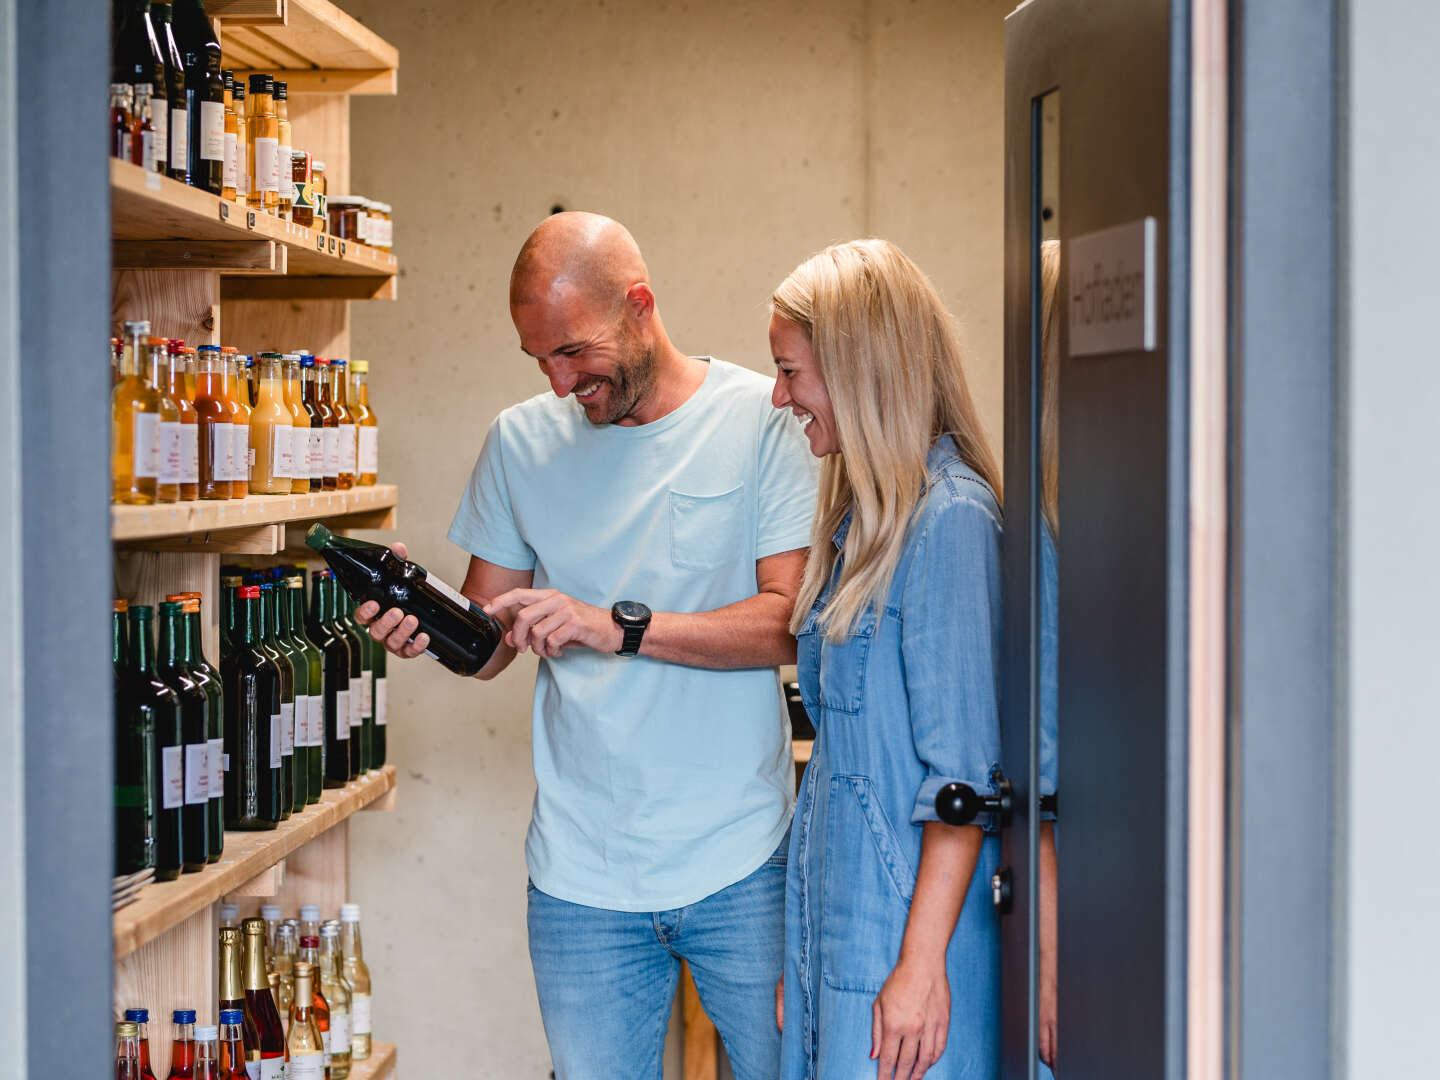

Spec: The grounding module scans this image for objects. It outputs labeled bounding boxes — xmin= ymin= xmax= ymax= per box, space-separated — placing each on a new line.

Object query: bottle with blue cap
xmin=217 ymin=1008 xmax=247 ymax=1077
xmin=167 ymin=1009 xmax=197 ymax=1075
xmin=122 ymin=1008 xmax=159 ymax=1080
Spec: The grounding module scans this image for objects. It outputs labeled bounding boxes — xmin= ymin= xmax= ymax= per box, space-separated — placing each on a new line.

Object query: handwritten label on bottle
xmin=336 ymin=691 xmax=350 ymax=740
xmin=133 ymin=412 xmax=160 ymax=479
xmin=185 ymin=742 xmax=209 ymax=804
xmin=158 ymin=420 xmax=183 ymax=485
xmin=234 ymin=426 xmax=251 ymax=484
xmin=358 ymin=426 xmax=378 ymax=476
xmin=181 ymin=423 xmax=200 ymax=484
xmin=254 ymin=137 xmax=279 ymax=194
xmin=209 ymin=736 xmax=224 ymax=795
xmin=349 ymin=677 xmax=363 ymax=729
xmin=281 ymin=701 xmax=294 ymax=756
xmin=309 ymin=428 xmax=323 ymax=480
xmin=270 ymin=715 xmax=282 ymax=769
xmin=161 ymin=745 xmax=183 ymax=809
xmin=201 ymin=101 xmax=225 ymax=161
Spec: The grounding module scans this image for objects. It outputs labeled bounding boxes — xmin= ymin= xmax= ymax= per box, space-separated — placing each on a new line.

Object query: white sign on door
xmin=1067 ymin=216 xmax=1158 ymax=357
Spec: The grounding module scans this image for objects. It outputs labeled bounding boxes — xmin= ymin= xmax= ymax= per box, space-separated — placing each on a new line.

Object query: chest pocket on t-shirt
xmin=669 ymin=483 xmax=746 ymax=571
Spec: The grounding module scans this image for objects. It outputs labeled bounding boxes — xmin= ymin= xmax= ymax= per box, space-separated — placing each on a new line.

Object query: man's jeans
xmin=527 ymin=841 xmax=788 ymax=1080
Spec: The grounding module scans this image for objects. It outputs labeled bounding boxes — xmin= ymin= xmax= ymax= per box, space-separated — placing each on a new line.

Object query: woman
xmin=771 ymin=239 xmax=1004 ymax=1080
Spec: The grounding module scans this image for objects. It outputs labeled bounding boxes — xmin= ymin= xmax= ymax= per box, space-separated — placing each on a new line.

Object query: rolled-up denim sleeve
xmin=904 ymin=495 xmax=1005 ymax=825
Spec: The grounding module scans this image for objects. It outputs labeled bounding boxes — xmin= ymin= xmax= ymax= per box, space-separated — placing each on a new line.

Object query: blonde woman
xmin=770 ymin=239 xmax=1003 ymax=1080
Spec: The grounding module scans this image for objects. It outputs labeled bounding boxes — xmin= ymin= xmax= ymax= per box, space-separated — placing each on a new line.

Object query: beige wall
xmin=342 ymin=0 xmax=1009 ymax=1073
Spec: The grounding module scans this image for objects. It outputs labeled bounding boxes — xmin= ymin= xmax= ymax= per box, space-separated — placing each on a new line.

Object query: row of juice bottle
xmin=115 ymin=904 xmax=374 ymax=1079
xmin=114 ymin=567 xmax=387 ymax=878
xmin=111 ymin=320 xmax=381 ymax=505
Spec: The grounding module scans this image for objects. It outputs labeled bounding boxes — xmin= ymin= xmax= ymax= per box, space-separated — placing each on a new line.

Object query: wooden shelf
xmin=111 ymin=160 xmax=398 ymax=288
xmin=349 ymin=1041 xmax=398 ymax=1080
xmin=213 ymin=0 xmax=399 ymax=95
xmin=112 ymin=483 xmax=397 ymax=543
xmin=113 ymin=765 xmax=397 ymax=960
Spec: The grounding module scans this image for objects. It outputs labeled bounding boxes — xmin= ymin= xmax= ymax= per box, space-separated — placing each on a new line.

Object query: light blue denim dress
xmin=781 ymin=438 xmax=1004 ymax=1080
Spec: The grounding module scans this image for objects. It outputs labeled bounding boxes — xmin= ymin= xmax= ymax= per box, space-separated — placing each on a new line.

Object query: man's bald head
xmin=510 ymin=212 xmax=651 ymax=312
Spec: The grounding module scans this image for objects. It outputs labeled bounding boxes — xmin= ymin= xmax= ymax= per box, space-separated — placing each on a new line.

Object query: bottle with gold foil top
xmin=220 ymin=70 xmax=236 ymax=200
xmin=113 ymin=320 xmax=162 ymax=505
xmin=217 ymin=926 xmax=260 ymax=1065
xmin=318 ymin=923 xmax=352 ymax=1079
xmin=283 ymin=354 xmax=311 ymax=494
xmin=286 ymin=961 xmax=325 ymax=1080
xmin=246 ymin=74 xmax=278 ymax=214
xmin=275 ymin=81 xmax=293 ymax=219
xmin=248 ymin=352 xmax=293 ymax=494
xmin=338 ymin=903 xmax=371 ymax=1060
xmin=147 ymin=338 xmax=183 ymax=504
xmin=296 ymin=934 xmax=331 ymax=1069
xmin=165 ymin=342 xmax=199 ymax=500
xmin=330 ymin=358 xmax=357 ymax=489
xmin=351 ymin=359 xmax=378 ymax=486
xmin=241 ymin=918 xmax=287 ymax=1078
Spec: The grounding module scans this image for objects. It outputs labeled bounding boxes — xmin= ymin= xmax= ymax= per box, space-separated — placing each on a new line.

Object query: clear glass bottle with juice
xmin=299 ymin=356 xmax=325 ymax=491
xmin=314 ymin=358 xmax=339 ymax=491
xmin=352 ymin=358 xmax=378 ymax=486
xmin=222 ymin=349 xmax=251 ymax=495
xmin=249 ymin=352 xmax=293 ymax=494
xmin=246 ymin=74 xmax=278 ymax=214
xmin=330 ymin=358 xmax=357 ymax=489
xmin=164 ymin=341 xmax=199 ymax=500
xmin=339 ymin=904 xmax=371 ymax=1060
xmin=112 ymin=319 xmax=162 ymax=504
xmin=146 ymin=337 xmax=182 ymax=504
xmin=191 ymin=344 xmax=234 ymax=500
xmin=275 ymin=81 xmax=292 ymax=220
xmin=282 ymin=354 xmax=311 ymax=494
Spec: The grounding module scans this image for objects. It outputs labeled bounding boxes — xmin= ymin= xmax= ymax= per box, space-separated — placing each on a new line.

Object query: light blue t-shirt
xmin=448 ymin=358 xmax=819 ymax=911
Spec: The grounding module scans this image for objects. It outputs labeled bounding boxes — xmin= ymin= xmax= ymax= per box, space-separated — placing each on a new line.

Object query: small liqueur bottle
xmin=286 ymin=961 xmax=326 ymax=1080
xmin=241 ymin=918 xmax=288 ymax=1079
xmin=155 ymin=601 xmax=210 ymax=872
xmin=330 ymin=358 xmax=357 ymax=490
xmin=219 ymin=902 xmax=239 ymax=928
xmin=113 ymin=319 xmax=162 ymax=505
xmin=216 ymin=1008 xmax=249 ymax=1080
xmin=163 ymin=343 xmax=199 ymax=500
xmin=252 ymin=580 xmax=295 ymax=817
xmin=271 ymin=573 xmax=311 ymax=812
xmin=275 ymin=81 xmax=293 ymax=219
xmin=122 ymin=1008 xmax=160 ymax=1080
xmin=111 ymin=83 xmax=135 ymax=161
xmin=192 ymin=344 xmax=235 ymax=500
xmin=115 ymin=599 xmax=157 ymax=875
xmin=221 ymin=585 xmax=282 ymax=828
xmin=330 ymin=581 xmax=366 ymax=776
xmin=167 ymin=593 xmax=223 ymax=859
xmin=296 ymin=935 xmax=331 ymax=1072
xmin=338 ymin=904 xmax=372 ymax=1060
xmin=351 ymin=359 xmax=378 ymax=486
xmin=318 ymin=924 xmax=352 ymax=1079
xmin=308 ymin=570 xmax=352 ymax=788
xmin=249 ymin=352 xmax=293 ymax=494
xmin=164 ymin=1009 xmax=197 ymax=1078
xmin=193 ymin=1025 xmax=220 ymax=1080
xmin=282 ymin=355 xmax=311 ymax=495
xmin=116 ymin=1020 xmax=143 ymax=1080
xmin=220 ymin=70 xmax=236 ymax=201
xmin=126 ymin=606 xmax=184 ymax=879
xmin=299 ymin=355 xmax=325 ymax=492
xmin=246 ymin=74 xmax=279 ymax=214
xmin=286 ymin=574 xmax=325 ymax=801
xmin=273 ymin=922 xmax=299 ymax=1023
xmin=298 ymin=906 xmax=321 ymax=943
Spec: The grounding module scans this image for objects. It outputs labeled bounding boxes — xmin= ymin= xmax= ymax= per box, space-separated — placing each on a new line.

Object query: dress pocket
xmin=796 ymin=603 xmax=876 ymax=716
xmin=820 ymin=774 xmax=917 ymax=992
xmin=669 ymin=484 xmax=746 ymax=570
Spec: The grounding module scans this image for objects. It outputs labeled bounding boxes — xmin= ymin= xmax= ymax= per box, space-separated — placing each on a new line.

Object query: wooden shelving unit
xmin=212 ymin=0 xmax=400 ymax=96
xmin=113 ymin=482 xmax=398 ymax=546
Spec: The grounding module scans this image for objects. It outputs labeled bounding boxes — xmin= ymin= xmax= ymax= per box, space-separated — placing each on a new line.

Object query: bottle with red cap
xmin=221 ymin=583 xmax=283 ymax=828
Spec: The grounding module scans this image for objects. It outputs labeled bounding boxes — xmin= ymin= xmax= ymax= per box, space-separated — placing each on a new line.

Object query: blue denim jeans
xmin=527 ymin=840 xmax=788 ymax=1080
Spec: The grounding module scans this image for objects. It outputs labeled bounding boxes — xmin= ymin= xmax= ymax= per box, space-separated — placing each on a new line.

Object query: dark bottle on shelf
xmin=156 ymin=601 xmax=210 ymax=872
xmin=286 ymin=572 xmax=325 ymax=802
xmin=305 ymin=522 xmax=504 ymax=677
xmin=115 ymin=599 xmax=156 ymax=875
xmin=122 ymin=1008 xmax=160 ymax=1080
xmin=165 ymin=1009 xmax=197 ymax=1078
xmin=151 ymin=2 xmax=188 ymax=182
xmin=338 ymin=582 xmax=376 ymax=773
xmin=218 ymin=569 xmax=244 ymax=663
xmin=298 ymin=356 xmax=323 ymax=492
xmin=221 ymin=585 xmax=282 ymax=829
xmin=172 ymin=0 xmax=222 ymax=193
xmin=250 ymin=579 xmax=295 ymax=817
xmin=241 ymin=918 xmax=288 ymax=1078
xmin=115 ymin=0 xmax=169 ymax=175
xmin=218 ymin=928 xmax=261 ymax=1064
xmin=329 ymin=579 xmax=365 ymax=778
xmin=308 ymin=569 xmax=353 ymax=789
xmin=168 ymin=592 xmax=224 ymax=861
xmin=125 ymin=605 xmax=184 ymax=880
xmin=371 ymin=621 xmax=388 ymax=768
xmin=269 ymin=571 xmax=310 ymax=812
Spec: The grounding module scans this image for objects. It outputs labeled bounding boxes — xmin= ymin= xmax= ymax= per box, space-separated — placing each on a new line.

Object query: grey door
xmin=998 ymin=1 xmax=1188 ymax=1077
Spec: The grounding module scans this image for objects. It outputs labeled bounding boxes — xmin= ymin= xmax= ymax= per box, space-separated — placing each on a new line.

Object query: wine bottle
xmin=307 ymin=570 xmax=352 ymax=788
xmin=167 ymin=593 xmax=223 ymax=861
xmin=304 ymin=523 xmax=503 ymax=677
xmin=218 ymin=927 xmax=261 ymax=1062
xmin=151 ymin=2 xmax=187 ymax=184
xmin=329 ymin=579 xmax=365 ymax=778
xmin=287 ymin=961 xmax=326 ymax=1080
xmin=125 ymin=605 xmax=184 ymax=880
xmin=371 ymin=626 xmax=388 ymax=768
xmin=338 ymin=904 xmax=372 ymax=1060
xmin=249 ymin=579 xmax=294 ymax=818
xmin=221 ymin=585 xmax=282 ymax=829
xmin=267 ymin=572 xmax=309 ymax=812
xmin=156 ymin=601 xmax=210 ymax=873
xmin=285 ymin=573 xmax=325 ymax=802
xmin=171 ymin=0 xmax=222 ymax=193
xmin=297 ymin=935 xmax=331 ymax=1069
xmin=240 ymin=919 xmax=287 ymax=1079
xmin=338 ymin=582 xmax=376 ymax=773
xmin=115 ymin=599 xmax=156 ymax=875
xmin=122 ymin=1008 xmax=160 ymax=1080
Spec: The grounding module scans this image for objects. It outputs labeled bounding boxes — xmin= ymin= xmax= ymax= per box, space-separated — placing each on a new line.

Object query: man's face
xmin=513 ymin=285 xmax=656 ymax=427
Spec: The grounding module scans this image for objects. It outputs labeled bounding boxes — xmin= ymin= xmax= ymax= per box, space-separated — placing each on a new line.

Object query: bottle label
xmin=280 ymin=701 xmax=295 ymax=756
xmin=259 ymin=1058 xmax=285 ymax=1080
xmin=201 ymin=100 xmax=225 ymax=161
xmin=308 ymin=428 xmax=323 ymax=479
xmin=141 ymin=129 xmax=155 ymax=173
xmin=254 ymin=137 xmax=279 ymax=194
xmin=170 ymin=106 xmax=187 ymax=168
xmin=310 ymin=694 xmax=325 ymax=746
xmin=161 ymin=744 xmax=184 ymax=809
xmin=358 ymin=426 xmax=378 ymax=476
xmin=270 ymin=714 xmax=282 ymax=769
xmin=290 ymin=428 xmax=309 ymax=481
xmin=424 ymin=570 xmax=468 ymax=610
xmin=336 ymin=691 xmax=350 ymax=740
xmin=152 ymin=105 xmax=168 ymax=167
xmin=350 ymin=992 xmax=371 ymax=1035
xmin=234 ymin=425 xmax=251 ymax=484
xmin=374 ymin=677 xmax=387 ymax=726
xmin=278 ymin=142 xmax=293 ymax=199
xmin=349 ymin=677 xmax=363 ymax=728
xmin=158 ymin=420 xmax=183 ymax=485
xmin=181 ymin=422 xmax=200 ymax=483
xmin=238 ymin=133 xmax=249 ymax=196
xmin=185 ymin=742 xmax=209 ymax=804
xmin=321 ymin=426 xmax=340 ymax=478
xmin=244 ymin=1062 xmax=261 ymax=1080
xmin=132 ymin=411 xmax=160 ymax=478
xmin=209 ymin=736 xmax=224 ymax=795
xmin=338 ymin=423 xmax=357 ymax=474
xmin=362 ymin=671 xmax=374 ymax=719
xmin=328 ymin=1009 xmax=350 ymax=1053
xmin=288 ymin=1051 xmax=323 ymax=1080
xmin=271 ymin=423 xmax=292 ymax=479
xmin=357 ymin=211 xmax=370 ymax=243
xmin=224 ymin=130 xmax=237 ymax=190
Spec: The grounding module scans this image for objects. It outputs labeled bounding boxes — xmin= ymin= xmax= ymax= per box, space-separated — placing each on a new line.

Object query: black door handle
xmin=935 ymin=777 xmax=1014 ymax=827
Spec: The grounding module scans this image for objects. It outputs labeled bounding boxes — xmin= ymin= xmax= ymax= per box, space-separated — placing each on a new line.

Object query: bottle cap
xmin=124 ymin=1008 xmax=148 ymax=1022
xmin=320 ymin=921 xmax=340 ymax=935
xmin=219 ymin=1009 xmax=244 ymax=1025
xmin=197 ymin=344 xmax=221 ymax=353
xmin=129 ymin=605 xmax=152 ymax=619
xmin=294 ymin=960 xmax=313 ymax=977
xmin=237 ymin=586 xmax=260 ymax=600
xmin=123 ymin=320 xmax=151 ymax=336
xmin=219 ymin=902 xmax=238 ymax=919
xmin=194 ymin=1025 xmax=218 ymax=1041
xmin=158 ymin=600 xmax=182 ymax=615
xmin=261 ymin=351 xmax=283 ymax=360
xmin=340 ymin=903 xmax=361 ymax=922
xmin=167 ymin=339 xmax=185 ymax=351
xmin=114 ymin=598 xmax=129 ymax=613
xmin=172 ymin=1009 xmax=196 ymax=1024
xmin=351 ymin=360 xmax=368 ymax=374
xmin=300 ymin=935 xmax=319 ymax=949
xmin=299 ymin=904 xmax=320 ymax=921
xmin=330 ymin=358 xmax=347 ymax=368
xmin=315 ymin=356 xmax=330 ymax=366
xmin=233 ymin=82 xmax=245 ymax=100
xmin=311 ymin=568 xmax=332 ymax=581
xmin=146 ymin=336 xmax=168 ymax=346
xmin=314 ymin=161 xmax=326 ymax=171
xmin=275 ymin=81 xmax=288 ymax=99
xmin=115 ymin=1021 xmax=139 ymax=1037
xmin=248 ymin=73 xmax=273 ymax=95
xmin=222 ymin=346 xmax=238 ymax=355
xmin=300 ymin=355 xmax=315 ymax=368
xmin=261 ymin=904 xmax=282 ymax=920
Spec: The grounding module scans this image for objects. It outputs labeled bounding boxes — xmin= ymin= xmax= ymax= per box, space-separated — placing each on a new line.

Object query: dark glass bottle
xmin=151 ymin=2 xmax=188 ymax=183
xmin=338 ymin=583 xmax=376 ymax=773
xmin=116 ymin=0 xmax=169 ymax=175
xmin=218 ymin=928 xmax=261 ymax=1062
xmin=172 ymin=0 xmax=222 ymax=192
xmin=330 ymin=580 xmax=365 ymax=778
xmin=371 ymin=622 xmax=388 ymax=768
xmin=307 ymin=570 xmax=352 ymax=788
xmin=126 ymin=606 xmax=184 ymax=880
xmin=169 ymin=593 xmax=224 ymax=861
xmin=298 ymin=356 xmax=323 ymax=492
xmin=305 ymin=522 xmax=504 ymax=677
xmin=286 ymin=573 xmax=325 ymax=802
xmin=115 ymin=599 xmax=156 ymax=875
xmin=156 ymin=601 xmax=210 ymax=872
xmin=122 ymin=1008 xmax=160 ymax=1080
xmin=241 ymin=918 xmax=288 ymax=1075
xmin=270 ymin=572 xmax=310 ymax=812
xmin=251 ymin=579 xmax=295 ymax=817
xmin=218 ymin=570 xmax=244 ymax=663
xmin=221 ymin=585 xmax=282 ymax=829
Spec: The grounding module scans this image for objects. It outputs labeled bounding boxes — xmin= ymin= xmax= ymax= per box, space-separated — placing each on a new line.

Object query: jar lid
xmin=313 ymin=160 xmax=326 ymax=170
xmin=327 ymin=196 xmax=368 ymax=207
xmin=351 ymin=360 xmax=369 ymax=374
xmin=371 ymin=202 xmax=392 ymax=214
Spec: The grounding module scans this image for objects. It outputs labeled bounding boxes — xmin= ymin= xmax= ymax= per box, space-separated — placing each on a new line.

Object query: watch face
xmin=613 ymin=601 xmax=651 ymax=625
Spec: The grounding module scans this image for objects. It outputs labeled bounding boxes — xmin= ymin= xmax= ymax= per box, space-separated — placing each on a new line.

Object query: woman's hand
xmin=775 ymin=975 xmax=784 ymax=1033
xmin=871 ymin=957 xmax=950 ymax=1080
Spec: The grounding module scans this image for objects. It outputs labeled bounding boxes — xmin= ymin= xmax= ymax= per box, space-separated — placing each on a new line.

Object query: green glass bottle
xmin=370 ymin=620 xmax=387 ymax=769
xmin=114 ymin=598 xmax=156 ymax=875
xmin=338 ymin=583 xmax=374 ymax=773
xmin=251 ymin=578 xmax=294 ymax=818
xmin=270 ymin=570 xmax=310 ymax=813
xmin=222 ymin=584 xmax=282 ymax=829
xmin=172 ymin=592 xmax=225 ymax=861
xmin=219 ymin=569 xmax=244 ymax=664
xmin=308 ymin=569 xmax=353 ymax=788
xmin=286 ymin=573 xmax=325 ymax=802
xmin=329 ymin=576 xmax=364 ymax=780
xmin=126 ymin=605 xmax=184 ymax=879
xmin=156 ymin=600 xmax=210 ymax=872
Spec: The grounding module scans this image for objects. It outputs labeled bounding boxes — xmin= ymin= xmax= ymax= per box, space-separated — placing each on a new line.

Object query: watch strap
xmin=618 ymin=621 xmax=646 ymax=657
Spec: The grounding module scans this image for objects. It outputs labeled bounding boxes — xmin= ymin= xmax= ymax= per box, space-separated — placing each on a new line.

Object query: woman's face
xmin=770 ymin=313 xmax=839 ymax=457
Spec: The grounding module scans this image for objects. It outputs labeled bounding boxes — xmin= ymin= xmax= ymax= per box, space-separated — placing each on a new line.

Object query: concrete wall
xmin=342 ymin=1 xmax=1011 ymax=1073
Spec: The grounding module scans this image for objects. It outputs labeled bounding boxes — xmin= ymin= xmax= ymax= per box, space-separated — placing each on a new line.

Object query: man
xmin=358 ymin=212 xmax=817 ymax=1078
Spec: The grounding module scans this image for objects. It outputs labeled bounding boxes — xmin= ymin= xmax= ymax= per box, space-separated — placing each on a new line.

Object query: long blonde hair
xmin=773 ymin=239 xmax=1002 ymax=641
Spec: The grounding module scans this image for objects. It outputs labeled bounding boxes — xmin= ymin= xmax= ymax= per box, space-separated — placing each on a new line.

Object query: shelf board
xmin=111 ymin=159 xmax=398 ymax=286
xmin=349 ymin=1041 xmax=398 ymax=1080
xmin=114 ymin=765 xmax=397 ymax=960
xmin=212 ymin=0 xmax=399 ymax=95
xmin=112 ymin=483 xmax=398 ymax=543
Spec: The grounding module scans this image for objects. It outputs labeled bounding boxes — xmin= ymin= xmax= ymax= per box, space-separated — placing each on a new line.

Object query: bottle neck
xmin=310 ymin=577 xmax=330 ymax=623
xmin=255 ymin=588 xmax=272 ymax=641
xmin=241 ymin=928 xmax=268 ymax=991
xmin=340 ymin=921 xmax=363 ymax=962
xmin=218 ymin=933 xmax=243 ymax=1000
xmin=127 ymin=616 xmax=154 ymax=675
xmin=234 ymin=596 xmax=260 ymax=648
xmin=113 ymin=612 xmax=128 ymax=667
xmin=292 ymin=971 xmax=312 ymax=1018
xmin=273 ymin=587 xmax=291 ymax=637
xmin=157 ymin=609 xmax=184 ymax=671
xmin=185 ymin=610 xmax=204 ymax=666
xmin=147 ymin=347 xmax=166 ymax=390
xmin=288 ymin=584 xmax=307 ymax=636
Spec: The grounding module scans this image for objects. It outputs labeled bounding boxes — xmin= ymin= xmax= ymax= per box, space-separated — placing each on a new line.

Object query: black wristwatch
xmin=611 ymin=601 xmax=652 ymax=657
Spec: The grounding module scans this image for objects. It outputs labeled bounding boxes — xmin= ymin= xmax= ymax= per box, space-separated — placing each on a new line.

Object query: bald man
xmin=357 ymin=213 xmax=817 ymax=1078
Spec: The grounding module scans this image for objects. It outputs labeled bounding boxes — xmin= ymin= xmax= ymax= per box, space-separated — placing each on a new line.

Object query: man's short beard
xmin=588 ymin=322 xmax=657 ymax=426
